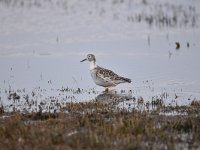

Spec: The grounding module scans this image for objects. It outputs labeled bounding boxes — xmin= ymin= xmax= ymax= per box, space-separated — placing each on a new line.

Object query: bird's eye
xmin=88 ymin=55 xmax=91 ymax=58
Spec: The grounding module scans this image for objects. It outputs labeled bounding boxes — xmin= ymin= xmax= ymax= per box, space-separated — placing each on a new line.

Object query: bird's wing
xmin=96 ymin=66 xmax=131 ymax=84
xmin=96 ymin=66 xmax=120 ymax=84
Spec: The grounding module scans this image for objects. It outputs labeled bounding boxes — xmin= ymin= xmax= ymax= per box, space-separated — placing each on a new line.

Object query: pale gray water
xmin=0 ymin=0 xmax=200 ymax=112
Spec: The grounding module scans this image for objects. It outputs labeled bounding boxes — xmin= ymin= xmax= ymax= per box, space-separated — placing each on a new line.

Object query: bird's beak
xmin=80 ymin=58 xmax=87 ymax=62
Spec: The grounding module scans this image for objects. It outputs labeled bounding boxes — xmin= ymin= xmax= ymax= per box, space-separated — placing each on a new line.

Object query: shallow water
xmin=0 ymin=0 xmax=200 ymax=112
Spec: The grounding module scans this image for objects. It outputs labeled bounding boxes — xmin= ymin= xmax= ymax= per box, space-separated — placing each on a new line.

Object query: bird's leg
xmin=105 ymin=88 xmax=109 ymax=93
xmin=104 ymin=83 xmax=117 ymax=93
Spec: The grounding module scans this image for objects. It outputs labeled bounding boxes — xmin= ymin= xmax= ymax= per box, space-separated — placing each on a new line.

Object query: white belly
xmin=90 ymin=69 xmax=113 ymax=87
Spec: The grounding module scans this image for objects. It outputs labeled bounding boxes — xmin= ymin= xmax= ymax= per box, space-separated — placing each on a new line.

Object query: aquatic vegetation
xmin=175 ymin=42 xmax=180 ymax=50
xmin=0 ymin=89 xmax=199 ymax=149
xmin=191 ymin=100 xmax=200 ymax=107
xmin=0 ymin=0 xmax=198 ymax=28
xmin=0 ymin=102 xmax=200 ymax=150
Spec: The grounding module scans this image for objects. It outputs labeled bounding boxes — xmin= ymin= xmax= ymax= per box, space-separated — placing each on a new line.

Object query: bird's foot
xmin=104 ymin=88 xmax=109 ymax=93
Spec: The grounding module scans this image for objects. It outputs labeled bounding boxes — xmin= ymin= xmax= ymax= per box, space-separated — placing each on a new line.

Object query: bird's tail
xmin=121 ymin=77 xmax=131 ymax=83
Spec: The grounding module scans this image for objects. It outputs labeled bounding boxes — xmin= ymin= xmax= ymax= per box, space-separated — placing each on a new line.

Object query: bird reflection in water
xmin=95 ymin=90 xmax=133 ymax=107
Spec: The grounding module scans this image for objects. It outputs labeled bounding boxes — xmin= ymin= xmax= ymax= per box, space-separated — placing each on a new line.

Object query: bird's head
xmin=80 ymin=54 xmax=96 ymax=62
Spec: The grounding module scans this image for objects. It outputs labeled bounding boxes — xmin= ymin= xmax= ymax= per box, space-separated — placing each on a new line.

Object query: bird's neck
xmin=90 ymin=61 xmax=97 ymax=70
